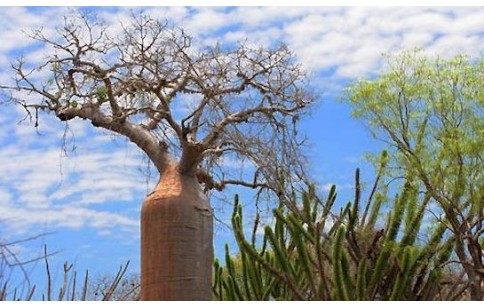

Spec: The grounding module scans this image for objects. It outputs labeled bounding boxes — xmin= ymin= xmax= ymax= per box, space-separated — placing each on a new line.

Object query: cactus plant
xmin=214 ymin=152 xmax=461 ymax=300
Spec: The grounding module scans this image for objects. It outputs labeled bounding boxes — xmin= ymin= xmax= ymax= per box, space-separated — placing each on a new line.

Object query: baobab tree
xmin=1 ymin=12 xmax=314 ymax=300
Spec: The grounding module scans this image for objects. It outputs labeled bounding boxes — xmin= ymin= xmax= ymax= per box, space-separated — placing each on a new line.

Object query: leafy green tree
xmin=346 ymin=51 xmax=483 ymax=300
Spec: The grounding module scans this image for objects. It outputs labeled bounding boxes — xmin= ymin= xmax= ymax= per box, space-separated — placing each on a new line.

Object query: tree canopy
xmin=346 ymin=51 xmax=483 ymax=300
xmin=0 ymin=12 xmax=314 ymax=199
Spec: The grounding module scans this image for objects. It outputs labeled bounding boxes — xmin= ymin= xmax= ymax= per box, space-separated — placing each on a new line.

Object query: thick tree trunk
xmin=140 ymin=164 xmax=213 ymax=300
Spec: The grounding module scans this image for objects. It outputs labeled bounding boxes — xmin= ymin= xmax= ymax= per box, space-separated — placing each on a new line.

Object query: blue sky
xmin=1 ymin=5 xmax=484 ymax=294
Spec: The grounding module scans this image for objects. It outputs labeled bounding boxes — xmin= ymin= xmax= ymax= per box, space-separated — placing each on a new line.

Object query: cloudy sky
xmin=1 ymin=4 xmax=483 ymax=291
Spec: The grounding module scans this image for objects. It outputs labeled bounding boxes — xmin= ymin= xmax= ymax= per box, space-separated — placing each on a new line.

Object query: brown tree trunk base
xmin=140 ymin=165 xmax=213 ymax=300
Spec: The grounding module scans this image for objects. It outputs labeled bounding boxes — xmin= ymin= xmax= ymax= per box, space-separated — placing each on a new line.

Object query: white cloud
xmin=0 ymin=188 xmax=12 ymax=204
xmin=0 ymin=105 xmax=149 ymax=237
xmin=183 ymin=7 xmax=232 ymax=35
xmin=3 ymin=7 xmax=483 ymax=95
xmin=208 ymin=7 xmax=484 ymax=81
xmin=0 ymin=7 xmax=67 ymax=54
xmin=0 ymin=202 xmax=139 ymax=233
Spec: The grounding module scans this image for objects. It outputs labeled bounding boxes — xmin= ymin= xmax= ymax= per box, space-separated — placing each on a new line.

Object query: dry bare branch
xmin=1 ymin=11 xmax=315 ymax=204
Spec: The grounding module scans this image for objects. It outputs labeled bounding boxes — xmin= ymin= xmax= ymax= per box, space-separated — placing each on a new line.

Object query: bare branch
xmin=1 ymin=11 xmax=314 ymax=195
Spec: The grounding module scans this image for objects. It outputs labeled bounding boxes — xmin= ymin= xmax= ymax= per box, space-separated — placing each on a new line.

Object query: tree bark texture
xmin=141 ymin=165 xmax=213 ymax=300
